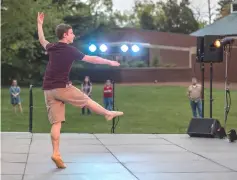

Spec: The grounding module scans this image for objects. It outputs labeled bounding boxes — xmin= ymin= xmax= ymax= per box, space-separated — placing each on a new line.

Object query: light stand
xmin=110 ymin=80 xmax=121 ymax=134
xmin=223 ymin=44 xmax=232 ymax=131
xmin=111 ymin=80 xmax=115 ymax=133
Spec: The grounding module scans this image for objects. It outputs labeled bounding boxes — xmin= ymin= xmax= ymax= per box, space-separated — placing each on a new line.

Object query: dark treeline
xmin=1 ymin=0 xmax=229 ymax=86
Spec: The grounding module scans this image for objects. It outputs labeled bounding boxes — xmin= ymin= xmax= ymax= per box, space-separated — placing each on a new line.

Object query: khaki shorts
xmin=44 ymin=85 xmax=89 ymax=124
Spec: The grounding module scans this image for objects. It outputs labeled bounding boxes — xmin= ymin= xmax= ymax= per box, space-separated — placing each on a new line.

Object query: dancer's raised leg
xmin=86 ymin=98 xmax=123 ymax=120
xmin=55 ymin=85 xmax=124 ymax=121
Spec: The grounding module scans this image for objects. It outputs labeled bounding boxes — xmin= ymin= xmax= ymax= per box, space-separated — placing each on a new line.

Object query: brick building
xmin=77 ymin=1 xmax=237 ymax=83
xmin=80 ymin=28 xmax=196 ymax=68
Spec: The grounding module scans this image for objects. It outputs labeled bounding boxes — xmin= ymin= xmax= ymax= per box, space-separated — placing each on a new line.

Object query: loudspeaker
xmin=203 ymin=35 xmax=224 ymax=63
xmin=187 ymin=118 xmax=221 ymax=138
xmin=196 ymin=36 xmax=204 ymax=63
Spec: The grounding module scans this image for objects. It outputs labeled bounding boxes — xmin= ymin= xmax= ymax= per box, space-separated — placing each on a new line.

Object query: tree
xmin=86 ymin=0 xmax=114 ymax=26
xmin=63 ymin=2 xmax=95 ymax=36
xmin=119 ymin=0 xmax=199 ymax=34
xmin=1 ymin=0 xmax=68 ymax=84
xmin=112 ymin=10 xmax=131 ymax=27
xmin=140 ymin=11 xmax=156 ymax=30
xmin=177 ymin=1 xmax=199 ymax=33
xmin=157 ymin=0 xmax=199 ymax=33
xmin=189 ymin=2 xmax=209 ymax=28
xmin=133 ymin=0 xmax=158 ymax=28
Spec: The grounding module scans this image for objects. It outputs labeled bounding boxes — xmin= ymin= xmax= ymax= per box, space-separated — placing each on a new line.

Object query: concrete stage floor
xmin=1 ymin=132 xmax=237 ymax=180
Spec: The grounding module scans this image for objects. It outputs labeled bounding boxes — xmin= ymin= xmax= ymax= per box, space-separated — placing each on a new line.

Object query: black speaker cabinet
xmin=187 ymin=118 xmax=221 ymax=138
xmin=203 ymin=35 xmax=224 ymax=63
xmin=196 ymin=36 xmax=204 ymax=63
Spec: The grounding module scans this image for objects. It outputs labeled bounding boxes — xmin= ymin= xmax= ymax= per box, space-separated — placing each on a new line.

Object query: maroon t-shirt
xmin=43 ymin=42 xmax=85 ymax=90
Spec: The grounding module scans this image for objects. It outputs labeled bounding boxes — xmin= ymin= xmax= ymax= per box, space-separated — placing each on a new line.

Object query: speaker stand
xmin=210 ymin=62 xmax=213 ymax=118
xmin=201 ymin=63 xmax=205 ymax=118
xmin=112 ymin=80 xmax=115 ymax=134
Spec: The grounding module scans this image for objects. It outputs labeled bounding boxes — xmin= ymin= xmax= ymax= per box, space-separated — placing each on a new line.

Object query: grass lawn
xmin=1 ymin=84 xmax=237 ymax=133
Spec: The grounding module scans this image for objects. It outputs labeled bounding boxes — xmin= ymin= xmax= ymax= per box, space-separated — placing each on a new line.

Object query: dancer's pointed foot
xmin=105 ymin=111 xmax=124 ymax=121
xmin=51 ymin=155 xmax=66 ymax=169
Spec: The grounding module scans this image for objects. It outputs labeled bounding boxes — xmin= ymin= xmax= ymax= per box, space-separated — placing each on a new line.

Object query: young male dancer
xmin=37 ymin=12 xmax=123 ymax=168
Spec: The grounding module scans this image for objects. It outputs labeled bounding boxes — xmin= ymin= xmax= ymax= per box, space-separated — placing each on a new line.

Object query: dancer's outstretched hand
xmin=109 ymin=60 xmax=120 ymax=66
xmin=37 ymin=12 xmax=45 ymax=25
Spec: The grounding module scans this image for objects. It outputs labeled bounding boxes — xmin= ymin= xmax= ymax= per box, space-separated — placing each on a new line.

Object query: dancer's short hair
xmin=55 ymin=24 xmax=72 ymax=40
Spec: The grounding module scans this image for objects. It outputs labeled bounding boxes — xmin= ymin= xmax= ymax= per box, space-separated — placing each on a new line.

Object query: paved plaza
xmin=1 ymin=132 xmax=237 ymax=180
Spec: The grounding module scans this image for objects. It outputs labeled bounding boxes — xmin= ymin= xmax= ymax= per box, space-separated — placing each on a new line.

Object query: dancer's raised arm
xmin=37 ymin=12 xmax=49 ymax=49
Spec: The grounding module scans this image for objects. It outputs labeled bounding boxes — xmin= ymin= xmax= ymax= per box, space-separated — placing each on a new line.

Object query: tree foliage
xmin=2 ymin=0 xmax=64 ymax=61
xmin=1 ymin=0 xmax=201 ymax=85
xmin=1 ymin=0 xmax=65 ymax=84
xmin=1 ymin=0 xmax=115 ymax=84
xmin=119 ymin=0 xmax=199 ymax=34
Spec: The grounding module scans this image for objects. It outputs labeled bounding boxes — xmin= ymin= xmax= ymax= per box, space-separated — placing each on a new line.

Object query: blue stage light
xmin=121 ymin=44 xmax=129 ymax=52
xmin=100 ymin=44 xmax=108 ymax=52
xmin=89 ymin=44 xmax=97 ymax=52
xmin=132 ymin=45 xmax=140 ymax=52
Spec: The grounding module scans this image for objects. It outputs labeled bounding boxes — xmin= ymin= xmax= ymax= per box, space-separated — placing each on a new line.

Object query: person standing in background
xmin=103 ymin=80 xmax=113 ymax=111
xmin=81 ymin=76 xmax=92 ymax=115
xmin=187 ymin=77 xmax=203 ymax=118
xmin=10 ymin=79 xmax=23 ymax=113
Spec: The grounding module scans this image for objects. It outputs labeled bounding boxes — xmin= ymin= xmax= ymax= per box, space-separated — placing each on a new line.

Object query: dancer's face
xmin=64 ymin=29 xmax=75 ymax=44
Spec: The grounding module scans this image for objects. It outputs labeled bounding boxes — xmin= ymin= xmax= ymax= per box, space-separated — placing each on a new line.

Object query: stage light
xmin=213 ymin=40 xmax=221 ymax=48
xmin=100 ymin=44 xmax=108 ymax=52
xmin=132 ymin=45 xmax=140 ymax=52
xmin=89 ymin=44 xmax=97 ymax=52
xmin=121 ymin=44 xmax=128 ymax=52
